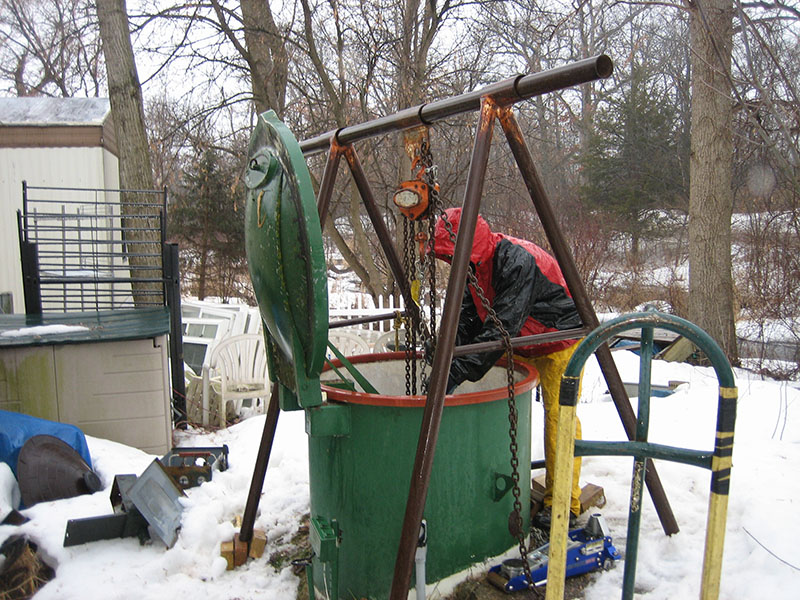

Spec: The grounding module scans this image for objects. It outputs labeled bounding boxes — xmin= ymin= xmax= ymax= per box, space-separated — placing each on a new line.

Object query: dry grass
xmin=0 ymin=536 xmax=55 ymax=600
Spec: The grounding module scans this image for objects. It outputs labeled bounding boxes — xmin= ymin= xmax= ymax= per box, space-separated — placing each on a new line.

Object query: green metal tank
xmin=307 ymin=352 xmax=537 ymax=599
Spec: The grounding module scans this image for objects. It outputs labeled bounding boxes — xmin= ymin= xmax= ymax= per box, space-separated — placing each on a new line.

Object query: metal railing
xmin=18 ymin=182 xmax=168 ymax=312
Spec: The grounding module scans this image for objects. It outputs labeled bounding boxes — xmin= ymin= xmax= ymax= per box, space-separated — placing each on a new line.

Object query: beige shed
xmin=0 ymin=97 xmax=119 ymax=314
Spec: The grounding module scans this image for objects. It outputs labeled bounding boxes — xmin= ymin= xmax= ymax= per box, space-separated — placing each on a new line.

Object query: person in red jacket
xmin=431 ymin=207 xmax=584 ymax=528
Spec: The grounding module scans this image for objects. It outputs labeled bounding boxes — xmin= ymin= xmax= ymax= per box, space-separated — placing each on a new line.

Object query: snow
xmin=1 ymin=348 xmax=799 ymax=599
xmin=0 ymin=325 xmax=90 ymax=338
xmin=0 ymin=97 xmax=111 ymax=126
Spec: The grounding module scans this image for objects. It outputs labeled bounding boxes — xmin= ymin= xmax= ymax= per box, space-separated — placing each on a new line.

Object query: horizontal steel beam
xmin=300 ymin=55 xmax=612 ymax=155
xmin=328 ymin=311 xmax=406 ymax=329
xmin=451 ymin=327 xmax=589 ymax=357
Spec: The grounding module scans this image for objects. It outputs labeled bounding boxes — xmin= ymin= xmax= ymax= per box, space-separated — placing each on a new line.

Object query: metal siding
xmin=0 ymin=146 xmax=118 ymax=313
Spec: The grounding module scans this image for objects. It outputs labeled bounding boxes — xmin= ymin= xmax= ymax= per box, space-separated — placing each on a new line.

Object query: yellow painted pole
xmin=544 ymin=374 xmax=580 ymax=600
xmin=700 ymin=386 xmax=737 ymax=600
xmin=701 ymin=490 xmax=730 ymax=599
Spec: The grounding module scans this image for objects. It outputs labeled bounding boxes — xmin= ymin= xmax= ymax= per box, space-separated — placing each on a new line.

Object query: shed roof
xmin=0 ymin=97 xmax=111 ymax=126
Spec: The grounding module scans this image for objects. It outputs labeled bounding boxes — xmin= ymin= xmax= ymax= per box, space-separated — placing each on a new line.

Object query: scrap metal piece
xmin=64 ymin=474 xmax=150 ymax=547
xmin=110 ymin=474 xmax=138 ymax=513
xmin=63 ymin=463 xmax=186 ymax=548
xmin=160 ymin=445 xmax=229 ymax=489
xmin=127 ymin=459 xmax=185 ymax=548
xmin=64 ymin=513 xmax=134 ymax=547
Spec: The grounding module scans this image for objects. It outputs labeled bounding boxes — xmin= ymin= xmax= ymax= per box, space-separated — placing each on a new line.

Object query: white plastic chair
xmin=202 ymin=333 xmax=269 ymax=427
xmin=327 ymin=330 xmax=371 ymax=358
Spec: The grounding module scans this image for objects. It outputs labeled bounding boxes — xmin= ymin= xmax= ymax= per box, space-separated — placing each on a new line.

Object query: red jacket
xmin=433 ymin=208 xmax=581 ymax=387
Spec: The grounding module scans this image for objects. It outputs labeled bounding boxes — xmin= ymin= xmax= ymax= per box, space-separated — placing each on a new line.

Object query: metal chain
xmin=418 ymin=139 xmax=441 ymax=393
xmin=402 ymin=217 xmax=414 ymax=396
xmin=420 ymin=140 xmax=440 ymax=344
xmin=440 ymin=209 xmax=537 ymax=591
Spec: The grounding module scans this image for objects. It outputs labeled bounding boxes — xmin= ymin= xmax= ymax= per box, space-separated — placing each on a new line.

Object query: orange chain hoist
xmin=393 ymin=155 xmax=439 ymax=221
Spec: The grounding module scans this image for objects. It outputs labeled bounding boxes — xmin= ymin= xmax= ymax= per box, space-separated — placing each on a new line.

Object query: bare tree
xmin=290 ymin=0 xmax=481 ymax=301
xmin=0 ymin=0 xmax=103 ymax=96
xmin=208 ymin=0 xmax=288 ymax=116
xmin=685 ymin=0 xmax=739 ymax=362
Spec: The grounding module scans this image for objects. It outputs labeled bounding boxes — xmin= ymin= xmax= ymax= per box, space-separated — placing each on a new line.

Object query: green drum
xmin=307 ymin=353 xmax=537 ymax=599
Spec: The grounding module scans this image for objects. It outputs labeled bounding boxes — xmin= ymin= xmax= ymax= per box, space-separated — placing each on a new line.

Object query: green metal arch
xmin=547 ymin=308 xmax=738 ymax=600
xmin=560 ymin=310 xmax=735 ymax=409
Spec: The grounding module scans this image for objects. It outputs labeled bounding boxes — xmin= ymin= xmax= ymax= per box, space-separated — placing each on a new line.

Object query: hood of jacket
xmin=433 ymin=207 xmax=501 ymax=268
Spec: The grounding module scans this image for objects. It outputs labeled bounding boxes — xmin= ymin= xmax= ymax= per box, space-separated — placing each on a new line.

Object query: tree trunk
xmin=687 ymin=0 xmax=739 ymax=363
xmin=198 ymin=249 xmax=208 ymax=301
xmin=240 ymin=0 xmax=288 ymax=116
xmin=96 ymin=0 xmax=162 ymax=306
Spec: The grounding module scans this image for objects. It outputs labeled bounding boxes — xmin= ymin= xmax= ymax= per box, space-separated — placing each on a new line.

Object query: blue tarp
xmin=0 ymin=410 xmax=92 ymax=476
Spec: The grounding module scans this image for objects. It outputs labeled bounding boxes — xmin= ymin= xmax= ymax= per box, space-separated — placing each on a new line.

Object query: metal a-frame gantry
xmin=238 ymin=54 xmax=681 ymax=600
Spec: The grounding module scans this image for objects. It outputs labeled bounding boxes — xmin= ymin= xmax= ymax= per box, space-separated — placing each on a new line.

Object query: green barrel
xmin=307 ymin=353 xmax=537 ymax=599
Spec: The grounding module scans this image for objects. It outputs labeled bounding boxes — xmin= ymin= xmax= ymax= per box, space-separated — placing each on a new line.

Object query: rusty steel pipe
xmin=329 ymin=311 xmax=406 ymax=329
xmin=315 ymin=143 xmax=343 ymax=225
xmin=498 ymin=107 xmax=679 ymax=536
xmin=389 ymin=98 xmax=500 ymax=600
xmin=300 ymin=56 xmax=612 ymax=156
xmin=451 ymin=327 xmax=589 ymax=357
xmin=342 ymin=145 xmax=424 ymax=330
xmin=239 ymin=382 xmax=280 ymax=543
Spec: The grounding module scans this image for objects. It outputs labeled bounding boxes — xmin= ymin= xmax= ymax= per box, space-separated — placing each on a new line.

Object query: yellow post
xmin=544 ymin=375 xmax=580 ymax=600
xmin=700 ymin=385 xmax=737 ymax=600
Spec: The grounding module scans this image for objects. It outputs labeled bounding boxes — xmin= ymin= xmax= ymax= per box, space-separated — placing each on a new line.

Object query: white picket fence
xmin=329 ymin=293 xmax=443 ymax=334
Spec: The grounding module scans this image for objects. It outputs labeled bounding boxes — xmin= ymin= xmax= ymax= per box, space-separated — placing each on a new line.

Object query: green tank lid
xmin=244 ymin=110 xmax=328 ymax=408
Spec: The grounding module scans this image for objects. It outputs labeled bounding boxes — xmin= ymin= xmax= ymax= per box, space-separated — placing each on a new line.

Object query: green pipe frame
xmin=545 ymin=309 xmax=737 ymax=600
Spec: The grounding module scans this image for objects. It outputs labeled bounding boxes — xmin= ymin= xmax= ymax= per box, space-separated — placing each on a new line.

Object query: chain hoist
xmin=394 ymin=132 xmax=440 ymax=395
xmin=439 ymin=211 xmax=538 ymax=595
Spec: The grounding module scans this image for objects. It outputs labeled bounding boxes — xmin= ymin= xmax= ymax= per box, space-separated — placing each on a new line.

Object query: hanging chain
xmin=420 ymin=140 xmax=440 ymax=343
xmin=439 ymin=210 xmax=537 ymax=592
xmin=417 ymin=139 xmax=441 ymax=393
xmin=402 ymin=217 xmax=415 ymax=396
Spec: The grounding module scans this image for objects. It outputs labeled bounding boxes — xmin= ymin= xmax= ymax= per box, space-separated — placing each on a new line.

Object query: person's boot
xmin=531 ymin=506 xmax=578 ymax=530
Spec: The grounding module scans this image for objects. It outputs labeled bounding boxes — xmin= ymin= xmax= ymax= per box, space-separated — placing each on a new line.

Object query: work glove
xmin=420 ymin=372 xmax=459 ymax=395
xmin=422 ymin=338 xmax=435 ymax=365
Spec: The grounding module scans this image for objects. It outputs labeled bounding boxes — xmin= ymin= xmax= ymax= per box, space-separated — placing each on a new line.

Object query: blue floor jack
xmin=488 ymin=514 xmax=621 ymax=593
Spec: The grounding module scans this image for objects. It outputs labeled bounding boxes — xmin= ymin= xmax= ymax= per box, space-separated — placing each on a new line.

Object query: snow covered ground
xmin=1 ymin=346 xmax=799 ymax=599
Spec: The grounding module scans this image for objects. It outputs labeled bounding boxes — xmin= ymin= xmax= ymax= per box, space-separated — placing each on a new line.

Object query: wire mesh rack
xmin=18 ymin=183 xmax=168 ymax=313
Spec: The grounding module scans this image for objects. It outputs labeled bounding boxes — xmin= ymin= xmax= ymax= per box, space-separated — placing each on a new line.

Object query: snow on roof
xmin=0 ymin=97 xmax=111 ymax=126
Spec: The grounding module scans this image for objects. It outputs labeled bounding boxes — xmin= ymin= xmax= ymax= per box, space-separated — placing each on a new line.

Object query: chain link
xmin=402 ymin=217 xmax=414 ymax=396
xmin=440 ymin=209 xmax=537 ymax=592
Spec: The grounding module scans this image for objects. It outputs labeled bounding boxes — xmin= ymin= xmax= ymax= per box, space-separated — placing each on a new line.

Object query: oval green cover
xmin=244 ymin=111 xmax=328 ymax=379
